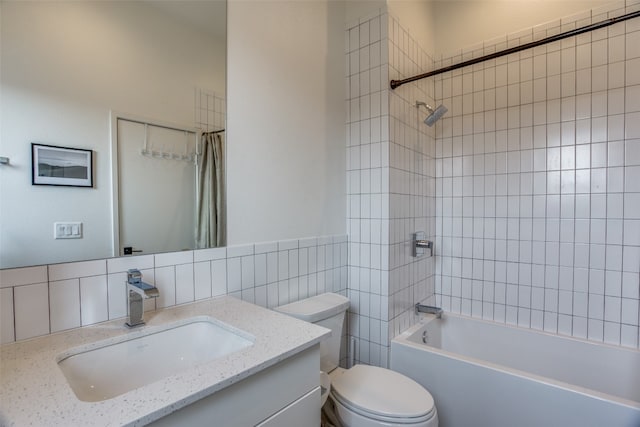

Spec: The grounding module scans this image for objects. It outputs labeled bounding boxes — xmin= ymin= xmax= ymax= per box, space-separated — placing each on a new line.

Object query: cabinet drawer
xmin=256 ymin=387 xmax=320 ymax=427
xmin=149 ymin=344 xmax=320 ymax=427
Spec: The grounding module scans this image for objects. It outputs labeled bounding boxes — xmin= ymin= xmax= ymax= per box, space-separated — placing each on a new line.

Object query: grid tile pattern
xmin=386 ymin=14 xmax=437 ymax=347
xmin=0 ymin=235 xmax=347 ymax=344
xmin=346 ymin=9 xmax=437 ymax=368
xmin=346 ymin=9 xmax=391 ymax=367
xmin=434 ymin=1 xmax=640 ymax=348
xmin=195 ymin=88 xmax=225 ymax=132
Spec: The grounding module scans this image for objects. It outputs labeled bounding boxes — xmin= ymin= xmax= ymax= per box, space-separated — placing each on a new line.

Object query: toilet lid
xmin=331 ymin=365 xmax=435 ymax=420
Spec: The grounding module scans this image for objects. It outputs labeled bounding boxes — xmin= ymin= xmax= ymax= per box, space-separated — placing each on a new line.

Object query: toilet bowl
xmin=275 ymin=293 xmax=438 ymax=427
xmin=330 ymin=365 xmax=437 ymax=427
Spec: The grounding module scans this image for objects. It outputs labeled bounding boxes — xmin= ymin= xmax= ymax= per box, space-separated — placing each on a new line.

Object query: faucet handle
xmin=412 ymin=232 xmax=433 ymax=257
xmin=127 ymin=269 xmax=142 ymax=284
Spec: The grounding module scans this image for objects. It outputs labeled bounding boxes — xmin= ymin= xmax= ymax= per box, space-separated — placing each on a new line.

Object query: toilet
xmin=275 ymin=293 xmax=438 ymax=427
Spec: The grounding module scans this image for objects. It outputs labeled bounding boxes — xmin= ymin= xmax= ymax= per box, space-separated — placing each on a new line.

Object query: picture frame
xmin=31 ymin=143 xmax=93 ymax=187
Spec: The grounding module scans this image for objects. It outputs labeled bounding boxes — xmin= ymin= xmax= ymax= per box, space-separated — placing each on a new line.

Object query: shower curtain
xmin=196 ymin=131 xmax=226 ymax=248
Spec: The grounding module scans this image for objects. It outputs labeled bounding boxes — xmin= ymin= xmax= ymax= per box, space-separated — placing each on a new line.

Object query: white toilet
xmin=276 ymin=293 xmax=438 ymax=427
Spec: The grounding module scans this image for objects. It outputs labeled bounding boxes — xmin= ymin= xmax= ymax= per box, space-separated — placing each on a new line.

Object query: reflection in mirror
xmin=0 ymin=1 xmax=226 ymax=269
xmin=115 ymin=118 xmax=199 ymax=257
xmin=114 ymin=115 xmax=226 ymax=256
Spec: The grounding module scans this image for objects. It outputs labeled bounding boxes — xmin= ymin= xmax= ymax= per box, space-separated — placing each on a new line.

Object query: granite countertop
xmin=0 ymin=296 xmax=329 ymax=426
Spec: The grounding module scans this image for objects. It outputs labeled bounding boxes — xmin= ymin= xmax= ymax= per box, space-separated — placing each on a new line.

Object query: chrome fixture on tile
xmin=412 ymin=231 xmax=433 ymax=257
xmin=416 ymin=101 xmax=448 ymax=126
xmin=415 ymin=303 xmax=443 ymax=319
xmin=125 ymin=269 xmax=159 ymax=328
xmin=0 ymin=157 xmax=9 ymax=165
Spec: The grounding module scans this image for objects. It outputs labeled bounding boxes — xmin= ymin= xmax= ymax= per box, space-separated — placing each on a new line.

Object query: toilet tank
xmin=275 ymin=293 xmax=349 ymax=373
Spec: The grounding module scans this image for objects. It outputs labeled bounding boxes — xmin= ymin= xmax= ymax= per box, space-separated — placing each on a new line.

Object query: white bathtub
xmin=391 ymin=313 xmax=640 ymax=427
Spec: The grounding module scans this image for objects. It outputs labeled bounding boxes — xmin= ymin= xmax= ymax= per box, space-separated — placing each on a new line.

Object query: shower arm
xmin=415 ymin=101 xmax=433 ymax=113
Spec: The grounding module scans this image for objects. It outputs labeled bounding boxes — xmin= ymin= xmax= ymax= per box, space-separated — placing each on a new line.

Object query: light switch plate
xmin=54 ymin=222 xmax=82 ymax=239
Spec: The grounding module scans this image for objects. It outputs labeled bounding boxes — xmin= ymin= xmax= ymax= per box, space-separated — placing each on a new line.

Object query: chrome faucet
xmin=412 ymin=232 xmax=434 ymax=257
xmin=415 ymin=303 xmax=443 ymax=319
xmin=125 ymin=269 xmax=159 ymax=328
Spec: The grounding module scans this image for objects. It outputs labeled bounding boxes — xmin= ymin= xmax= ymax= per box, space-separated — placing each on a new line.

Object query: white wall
xmin=346 ymin=0 xmax=386 ymax=24
xmin=347 ymin=0 xmax=612 ymax=60
xmin=0 ymin=1 xmax=225 ymax=268
xmin=388 ymin=0 xmax=435 ymax=56
xmin=432 ymin=0 xmax=614 ymax=57
xmin=226 ymin=0 xmax=346 ymax=245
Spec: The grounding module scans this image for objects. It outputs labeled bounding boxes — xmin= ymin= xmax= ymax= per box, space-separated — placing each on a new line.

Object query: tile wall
xmin=433 ymin=1 xmax=640 ymax=348
xmin=346 ymin=9 xmax=391 ymax=367
xmin=195 ymin=88 xmax=226 ymax=133
xmin=386 ymin=13 xmax=437 ymax=342
xmin=0 ymin=235 xmax=347 ymax=344
xmin=346 ymin=8 xmax=436 ymax=368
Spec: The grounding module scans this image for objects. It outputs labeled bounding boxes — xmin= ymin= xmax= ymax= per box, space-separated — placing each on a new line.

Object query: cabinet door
xmin=256 ymin=387 xmax=320 ymax=427
xmin=148 ymin=345 xmax=320 ymax=427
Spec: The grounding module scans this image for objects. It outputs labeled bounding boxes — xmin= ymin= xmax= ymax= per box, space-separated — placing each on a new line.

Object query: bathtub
xmin=391 ymin=313 xmax=640 ymax=427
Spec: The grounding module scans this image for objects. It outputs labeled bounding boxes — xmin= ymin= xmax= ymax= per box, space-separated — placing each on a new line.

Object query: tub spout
xmin=415 ymin=303 xmax=443 ymax=318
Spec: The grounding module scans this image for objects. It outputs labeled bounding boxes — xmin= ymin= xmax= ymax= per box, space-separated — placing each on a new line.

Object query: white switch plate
xmin=54 ymin=222 xmax=82 ymax=239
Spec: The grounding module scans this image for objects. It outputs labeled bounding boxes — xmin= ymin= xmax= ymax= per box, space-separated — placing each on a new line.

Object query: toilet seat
xmin=330 ymin=365 xmax=436 ymax=424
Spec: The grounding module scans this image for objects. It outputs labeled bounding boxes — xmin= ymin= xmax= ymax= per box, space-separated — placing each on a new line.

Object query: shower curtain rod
xmin=390 ymin=9 xmax=640 ymax=90
xmin=203 ymin=128 xmax=225 ymax=135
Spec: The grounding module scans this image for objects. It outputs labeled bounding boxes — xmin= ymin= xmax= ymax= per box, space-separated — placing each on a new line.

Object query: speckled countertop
xmin=0 ymin=296 xmax=329 ymax=426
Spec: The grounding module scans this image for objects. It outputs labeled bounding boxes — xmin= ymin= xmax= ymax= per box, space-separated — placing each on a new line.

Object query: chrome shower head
xmin=424 ymin=104 xmax=448 ymax=126
xmin=416 ymin=101 xmax=448 ymax=127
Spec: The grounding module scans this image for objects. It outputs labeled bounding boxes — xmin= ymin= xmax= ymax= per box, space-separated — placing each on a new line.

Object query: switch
xmin=54 ymin=222 xmax=83 ymax=239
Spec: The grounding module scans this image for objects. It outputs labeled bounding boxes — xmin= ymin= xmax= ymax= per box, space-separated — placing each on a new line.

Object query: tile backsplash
xmin=0 ymin=235 xmax=347 ymax=344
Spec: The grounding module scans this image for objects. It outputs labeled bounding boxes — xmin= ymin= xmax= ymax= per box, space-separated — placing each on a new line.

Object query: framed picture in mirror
xmin=31 ymin=143 xmax=93 ymax=187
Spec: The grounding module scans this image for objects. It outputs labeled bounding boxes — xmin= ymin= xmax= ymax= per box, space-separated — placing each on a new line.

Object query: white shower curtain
xmin=196 ymin=132 xmax=225 ymax=248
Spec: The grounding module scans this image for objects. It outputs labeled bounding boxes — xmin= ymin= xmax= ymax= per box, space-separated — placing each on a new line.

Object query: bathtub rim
xmin=392 ymin=312 xmax=640 ymax=411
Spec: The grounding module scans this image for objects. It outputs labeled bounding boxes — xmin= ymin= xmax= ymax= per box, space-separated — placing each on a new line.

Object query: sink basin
xmin=57 ymin=318 xmax=254 ymax=402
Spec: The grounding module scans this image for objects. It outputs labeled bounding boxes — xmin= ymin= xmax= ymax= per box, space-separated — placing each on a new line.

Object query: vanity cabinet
xmin=149 ymin=344 xmax=321 ymax=427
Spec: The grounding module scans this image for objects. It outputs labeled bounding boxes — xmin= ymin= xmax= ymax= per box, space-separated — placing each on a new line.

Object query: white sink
xmin=57 ymin=318 xmax=254 ymax=402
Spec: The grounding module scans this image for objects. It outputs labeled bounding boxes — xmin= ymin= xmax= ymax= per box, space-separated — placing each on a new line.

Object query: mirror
xmin=0 ymin=0 xmax=226 ymax=269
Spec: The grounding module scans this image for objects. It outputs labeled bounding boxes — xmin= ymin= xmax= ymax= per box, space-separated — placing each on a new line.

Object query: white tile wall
xmin=80 ymin=275 xmax=108 ymax=326
xmin=14 ymin=282 xmax=49 ymax=340
xmin=347 ymin=9 xmax=389 ymax=368
xmin=0 ymin=288 xmax=14 ymax=343
xmin=107 ymin=272 xmax=128 ymax=320
xmin=0 ymin=234 xmax=347 ymax=344
xmin=0 ymin=265 xmax=47 ymax=288
xmin=194 ymin=261 xmax=212 ymax=300
xmin=155 ymin=266 xmax=176 ymax=308
xmin=49 ymin=259 xmax=106 ymax=282
xmin=346 ymin=8 xmax=436 ymax=368
xmin=176 ymin=263 xmax=195 ymax=304
xmin=49 ymin=279 xmax=81 ymax=332
xmin=195 ymin=88 xmax=225 ymax=133
xmin=434 ymin=1 xmax=640 ymax=349
xmin=212 ymin=259 xmax=227 ymax=297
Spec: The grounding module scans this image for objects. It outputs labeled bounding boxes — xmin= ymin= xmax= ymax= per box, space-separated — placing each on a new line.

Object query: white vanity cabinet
xmin=149 ymin=344 xmax=321 ymax=427
xmin=1 ymin=297 xmax=329 ymax=426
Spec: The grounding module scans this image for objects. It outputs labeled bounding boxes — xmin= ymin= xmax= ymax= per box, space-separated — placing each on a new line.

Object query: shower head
xmin=424 ymin=104 xmax=448 ymax=126
xmin=416 ymin=101 xmax=448 ymax=127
